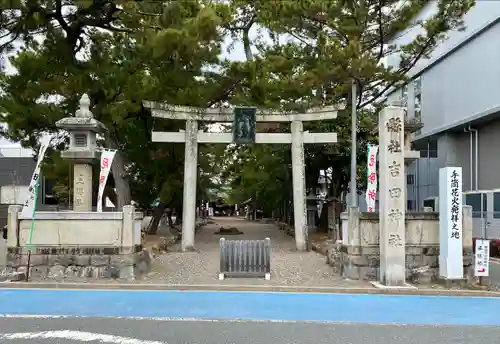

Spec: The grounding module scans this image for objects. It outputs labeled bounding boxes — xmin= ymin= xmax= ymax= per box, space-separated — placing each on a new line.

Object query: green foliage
xmin=221 ymin=0 xmax=474 ymax=206
xmin=0 ymin=0 xmax=474 ymax=215
xmin=0 ymin=0 xmax=234 ymax=209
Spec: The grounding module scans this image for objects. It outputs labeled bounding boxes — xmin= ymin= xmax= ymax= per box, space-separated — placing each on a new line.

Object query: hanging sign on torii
xmin=233 ymin=107 xmax=257 ymax=144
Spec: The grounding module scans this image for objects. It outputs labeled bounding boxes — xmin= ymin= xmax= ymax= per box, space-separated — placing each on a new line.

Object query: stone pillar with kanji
xmin=378 ymin=104 xmax=406 ymax=286
xmin=56 ymin=94 xmax=107 ymax=211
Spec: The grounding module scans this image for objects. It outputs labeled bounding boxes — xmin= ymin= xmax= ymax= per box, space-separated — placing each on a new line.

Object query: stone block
xmin=326 ymin=246 xmax=341 ymax=266
xmin=423 ymin=247 xmax=439 ymax=255
xmin=6 ymin=253 xmax=19 ymax=267
xmin=344 ymin=246 xmax=361 ymax=255
xmin=347 ymin=255 xmax=368 ymax=267
xmin=90 ymin=266 xmax=111 ymax=278
xmin=27 ymin=266 xmax=49 ymax=279
xmin=463 ymin=254 xmax=473 ymax=267
xmin=73 ymin=255 xmax=91 ymax=266
xmin=48 ymin=265 xmax=66 ymax=279
xmin=463 ymin=247 xmax=473 ymax=255
xmin=342 ymin=264 xmax=360 ymax=280
xmin=366 ymin=256 xmax=380 ymax=268
xmin=359 ymin=267 xmax=378 ymax=281
xmin=406 ymin=254 xmax=424 ymax=268
xmin=110 ymin=254 xmax=135 ymax=267
xmin=139 ymin=249 xmax=152 ymax=266
xmin=13 ymin=253 xmax=47 ymax=267
xmin=8 ymin=270 xmax=26 ymax=281
xmin=361 ymin=246 xmax=379 ymax=255
xmin=90 ymin=255 xmax=110 ymax=266
xmin=65 ymin=266 xmax=82 ymax=278
xmin=79 ymin=266 xmax=93 ymax=278
xmin=136 ymin=261 xmax=149 ymax=275
xmin=423 ymin=255 xmax=439 ymax=268
xmin=48 ymin=255 xmax=73 ymax=267
xmin=109 ymin=265 xmax=121 ymax=278
xmin=406 ymin=246 xmax=425 ymax=255
xmin=409 ymin=268 xmax=435 ymax=284
xmin=119 ymin=265 xmax=135 ymax=281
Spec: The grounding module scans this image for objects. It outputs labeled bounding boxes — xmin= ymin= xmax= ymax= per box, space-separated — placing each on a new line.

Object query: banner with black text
xmin=21 ymin=135 xmax=54 ymax=218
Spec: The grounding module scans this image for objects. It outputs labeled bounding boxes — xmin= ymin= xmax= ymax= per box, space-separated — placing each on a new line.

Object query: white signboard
xmin=21 ymin=135 xmax=53 ymax=218
xmin=439 ymin=167 xmax=464 ymax=279
xmin=474 ymin=239 xmax=490 ymax=277
xmin=365 ymin=144 xmax=378 ymax=212
xmin=96 ymin=149 xmax=116 ymax=212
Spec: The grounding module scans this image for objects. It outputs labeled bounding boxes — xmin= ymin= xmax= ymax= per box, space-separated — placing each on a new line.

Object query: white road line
xmin=0 ymin=330 xmax=166 ymax=344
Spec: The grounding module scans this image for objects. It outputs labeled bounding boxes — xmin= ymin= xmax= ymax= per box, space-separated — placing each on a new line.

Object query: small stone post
xmin=291 ymin=120 xmax=308 ymax=251
xmin=378 ymin=104 xmax=406 ymax=286
xmin=56 ymin=94 xmax=106 ymax=211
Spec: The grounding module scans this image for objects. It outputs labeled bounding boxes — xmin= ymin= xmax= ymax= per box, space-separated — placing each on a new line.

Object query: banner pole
xmin=25 ymin=180 xmax=40 ymax=282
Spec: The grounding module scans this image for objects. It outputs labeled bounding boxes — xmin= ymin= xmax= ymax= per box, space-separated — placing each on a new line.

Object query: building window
xmin=407 ymin=200 xmax=416 ymax=211
xmin=407 ymin=174 xmax=415 ymax=185
xmin=466 ymin=193 xmax=487 ymax=218
xmin=493 ymin=192 xmax=500 ymax=219
xmin=74 ymin=134 xmax=87 ymax=147
xmin=419 ymin=150 xmax=437 ymax=158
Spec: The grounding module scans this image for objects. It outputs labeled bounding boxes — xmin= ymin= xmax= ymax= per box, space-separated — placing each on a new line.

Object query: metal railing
xmin=219 ymin=238 xmax=271 ymax=280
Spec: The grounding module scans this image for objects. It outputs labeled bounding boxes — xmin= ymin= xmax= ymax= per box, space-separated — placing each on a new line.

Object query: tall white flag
xmin=365 ymin=144 xmax=378 ymax=213
xmin=21 ymin=135 xmax=54 ymax=218
xmin=97 ymin=149 xmax=116 ymax=212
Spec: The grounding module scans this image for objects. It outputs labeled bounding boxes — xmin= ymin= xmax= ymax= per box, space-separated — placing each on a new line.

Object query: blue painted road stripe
xmin=0 ymin=289 xmax=499 ymax=326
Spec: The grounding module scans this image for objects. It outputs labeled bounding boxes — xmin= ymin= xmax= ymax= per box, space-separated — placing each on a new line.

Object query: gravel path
xmin=143 ymin=217 xmax=370 ymax=287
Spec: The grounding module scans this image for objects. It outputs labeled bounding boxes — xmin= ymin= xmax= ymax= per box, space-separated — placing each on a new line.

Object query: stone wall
xmin=336 ymin=206 xmax=474 ymax=283
xmin=6 ymin=246 xmax=150 ymax=281
xmin=4 ymin=205 xmax=150 ymax=281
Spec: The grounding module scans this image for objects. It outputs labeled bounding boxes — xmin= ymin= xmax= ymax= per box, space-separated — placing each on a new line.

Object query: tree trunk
xmin=147 ymin=202 xmax=167 ymax=235
xmin=175 ymin=206 xmax=182 ymax=225
xmin=105 ymin=137 xmax=131 ymax=210
xmin=318 ymin=204 xmax=329 ymax=233
xmin=166 ymin=208 xmax=174 ymax=228
xmin=102 ymin=185 xmax=117 ymax=210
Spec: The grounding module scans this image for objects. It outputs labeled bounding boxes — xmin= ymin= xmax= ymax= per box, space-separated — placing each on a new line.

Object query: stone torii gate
xmin=143 ymin=102 xmax=341 ymax=252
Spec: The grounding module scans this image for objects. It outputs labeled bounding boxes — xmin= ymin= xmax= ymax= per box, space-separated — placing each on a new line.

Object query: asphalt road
xmin=1 ymin=288 xmax=500 ymax=343
xmin=0 ymin=317 xmax=499 ymax=344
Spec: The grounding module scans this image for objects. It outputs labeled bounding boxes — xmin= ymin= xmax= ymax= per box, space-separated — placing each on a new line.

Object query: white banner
xmin=474 ymin=239 xmax=490 ymax=277
xmin=365 ymin=144 xmax=378 ymax=213
xmin=96 ymin=149 xmax=116 ymax=212
xmin=21 ymin=135 xmax=54 ymax=218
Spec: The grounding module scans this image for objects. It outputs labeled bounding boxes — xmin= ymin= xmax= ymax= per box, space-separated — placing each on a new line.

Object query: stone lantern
xmin=56 ymin=94 xmax=107 ymax=211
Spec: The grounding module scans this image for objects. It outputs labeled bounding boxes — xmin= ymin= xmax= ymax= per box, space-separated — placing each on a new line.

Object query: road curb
xmin=0 ymin=282 xmax=499 ymax=297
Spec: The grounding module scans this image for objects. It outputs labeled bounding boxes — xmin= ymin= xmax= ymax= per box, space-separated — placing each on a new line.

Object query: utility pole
xmin=350 ymin=80 xmax=358 ymax=206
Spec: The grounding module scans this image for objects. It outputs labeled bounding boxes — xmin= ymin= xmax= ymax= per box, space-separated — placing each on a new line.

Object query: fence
xmin=219 ymin=238 xmax=271 ymax=280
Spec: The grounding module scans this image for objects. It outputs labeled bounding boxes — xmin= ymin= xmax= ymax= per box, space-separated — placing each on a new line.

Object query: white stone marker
xmin=439 ymin=167 xmax=464 ymax=279
xmin=378 ymin=105 xmax=406 ymax=286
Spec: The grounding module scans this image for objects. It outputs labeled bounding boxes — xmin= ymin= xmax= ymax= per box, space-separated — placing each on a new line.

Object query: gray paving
xmin=0 ymin=317 xmax=499 ymax=344
xmin=488 ymin=259 xmax=500 ymax=288
xmin=143 ymin=217 xmax=370 ymax=287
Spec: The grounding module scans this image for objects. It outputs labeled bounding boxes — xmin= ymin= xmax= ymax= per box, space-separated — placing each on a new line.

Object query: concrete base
xmin=370 ymin=281 xmax=417 ymax=290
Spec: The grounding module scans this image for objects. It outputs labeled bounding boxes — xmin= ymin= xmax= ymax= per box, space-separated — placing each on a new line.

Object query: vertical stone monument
xmin=56 ymin=94 xmax=106 ymax=211
xmin=378 ymin=104 xmax=406 ymax=286
xmin=439 ymin=167 xmax=464 ymax=279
